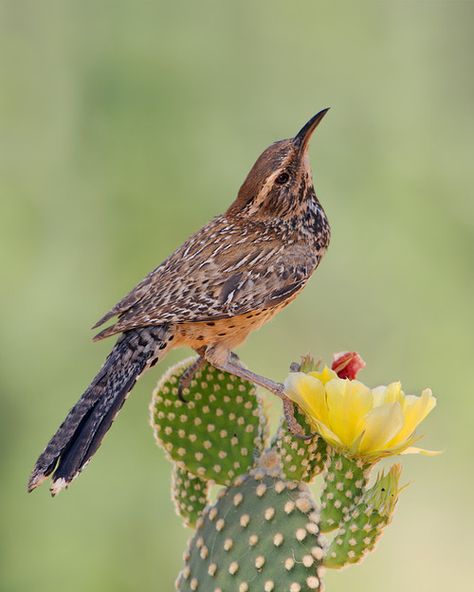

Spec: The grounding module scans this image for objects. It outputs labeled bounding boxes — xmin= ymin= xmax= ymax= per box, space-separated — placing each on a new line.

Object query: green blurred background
xmin=1 ymin=1 xmax=472 ymax=590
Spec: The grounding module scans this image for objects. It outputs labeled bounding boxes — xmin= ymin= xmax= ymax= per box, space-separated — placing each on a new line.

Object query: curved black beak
xmin=294 ymin=108 xmax=330 ymax=153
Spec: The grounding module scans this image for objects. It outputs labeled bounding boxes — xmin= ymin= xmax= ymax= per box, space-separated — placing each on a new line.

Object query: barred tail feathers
xmin=28 ymin=325 xmax=172 ymax=495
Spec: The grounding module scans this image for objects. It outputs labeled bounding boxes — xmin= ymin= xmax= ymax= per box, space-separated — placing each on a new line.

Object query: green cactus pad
xmin=319 ymin=452 xmax=370 ymax=533
xmin=272 ymin=408 xmax=328 ymax=483
xmin=176 ymin=465 xmax=325 ymax=592
xmin=151 ymin=357 xmax=268 ymax=486
xmin=172 ymin=465 xmax=210 ymax=528
xmin=324 ymin=464 xmax=401 ymax=568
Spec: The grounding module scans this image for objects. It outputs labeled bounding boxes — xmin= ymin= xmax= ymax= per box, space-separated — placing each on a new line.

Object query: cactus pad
xmin=272 ymin=408 xmax=328 ymax=483
xmin=177 ymin=467 xmax=325 ymax=592
xmin=172 ymin=465 xmax=210 ymax=528
xmin=151 ymin=357 xmax=268 ymax=485
xmin=320 ymin=452 xmax=370 ymax=532
xmin=324 ymin=464 xmax=401 ymax=568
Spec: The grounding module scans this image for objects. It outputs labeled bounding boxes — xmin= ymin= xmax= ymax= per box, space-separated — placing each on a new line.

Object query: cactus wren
xmin=29 ymin=109 xmax=331 ymax=495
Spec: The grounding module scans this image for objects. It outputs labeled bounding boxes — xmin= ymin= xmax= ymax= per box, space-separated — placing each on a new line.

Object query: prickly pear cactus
xmin=319 ymin=451 xmax=370 ymax=532
xmin=171 ymin=465 xmax=209 ymax=528
xmin=272 ymin=411 xmax=328 ymax=483
xmin=324 ymin=465 xmax=401 ymax=568
xmin=271 ymin=355 xmax=328 ymax=483
xmin=177 ymin=462 xmax=325 ymax=592
xmin=150 ymin=353 xmax=436 ymax=591
xmin=150 ymin=357 xmax=268 ymax=485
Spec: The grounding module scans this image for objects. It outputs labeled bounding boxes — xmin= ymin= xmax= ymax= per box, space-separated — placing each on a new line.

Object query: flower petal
xmin=284 ymin=373 xmax=329 ymax=426
xmin=313 ymin=420 xmax=344 ymax=450
xmin=371 ymin=386 xmax=386 ymax=407
xmin=284 ymin=363 xmax=438 ymax=461
xmin=387 ymin=388 xmax=437 ymax=447
xmin=400 ymin=446 xmax=442 ymax=456
xmin=384 ymin=382 xmax=404 ymax=404
xmin=325 ymin=379 xmax=373 ymax=447
xmin=372 ymin=382 xmax=403 ymax=407
xmin=358 ymin=402 xmax=404 ymax=455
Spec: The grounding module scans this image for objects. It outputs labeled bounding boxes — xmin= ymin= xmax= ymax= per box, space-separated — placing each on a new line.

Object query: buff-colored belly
xmin=176 ymin=294 xmax=299 ymax=352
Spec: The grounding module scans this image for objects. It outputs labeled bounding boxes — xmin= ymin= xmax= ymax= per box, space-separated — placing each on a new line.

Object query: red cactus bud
xmin=331 ymin=351 xmax=366 ymax=380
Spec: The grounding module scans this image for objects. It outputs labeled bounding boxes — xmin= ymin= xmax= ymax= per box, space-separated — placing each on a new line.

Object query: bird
xmin=28 ymin=109 xmax=331 ymax=496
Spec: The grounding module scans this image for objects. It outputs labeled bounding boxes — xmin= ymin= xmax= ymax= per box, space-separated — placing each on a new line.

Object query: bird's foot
xmin=229 ymin=351 xmax=241 ymax=365
xmin=204 ymin=346 xmax=286 ymax=399
xmin=282 ymin=397 xmax=316 ymax=440
xmin=204 ymin=347 xmax=316 ymax=438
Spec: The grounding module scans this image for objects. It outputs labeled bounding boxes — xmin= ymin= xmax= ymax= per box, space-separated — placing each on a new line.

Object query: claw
xmin=177 ymin=355 xmax=206 ymax=403
xmin=283 ymin=397 xmax=316 ymax=440
xmin=177 ymin=383 xmax=188 ymax=403
xmin=291 ymin=428 xmax=319 ymax=441
xmin=229 ymin=351 xmax=241 ymax=365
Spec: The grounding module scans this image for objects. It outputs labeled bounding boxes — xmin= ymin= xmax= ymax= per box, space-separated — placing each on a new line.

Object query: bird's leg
xmin=177 ymin=348 xmax=206 ymax=402
xmin=204 ymin=347 xmax=311 ymax=438
xmin=205 ymin=346 xmax=285 ymax=399
xmin=285 ymin=360 xmax=318 ymax=440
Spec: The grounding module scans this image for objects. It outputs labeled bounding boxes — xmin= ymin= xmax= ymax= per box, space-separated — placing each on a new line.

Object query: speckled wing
xmin=93 ymin=216 xmax=316 ymax=340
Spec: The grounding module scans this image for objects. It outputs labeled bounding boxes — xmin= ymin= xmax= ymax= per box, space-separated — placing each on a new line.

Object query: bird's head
xmin=227 ymin=109 xmax=329 ymax=220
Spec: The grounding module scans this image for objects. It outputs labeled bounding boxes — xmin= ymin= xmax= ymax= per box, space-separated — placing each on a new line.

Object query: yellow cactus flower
xmin=285 ymin=368 xmax=438 ymax=461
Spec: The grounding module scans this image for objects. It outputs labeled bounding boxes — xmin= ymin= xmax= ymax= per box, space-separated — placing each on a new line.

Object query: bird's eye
xmin=275 ymin=172 xmax=289 ymax=185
